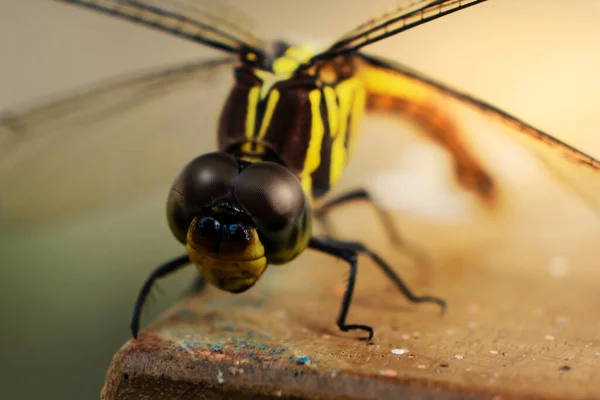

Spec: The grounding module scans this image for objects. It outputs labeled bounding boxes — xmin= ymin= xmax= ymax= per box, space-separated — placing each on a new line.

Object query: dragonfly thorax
xmin=218 ymin=47 xmax=367 ymax=201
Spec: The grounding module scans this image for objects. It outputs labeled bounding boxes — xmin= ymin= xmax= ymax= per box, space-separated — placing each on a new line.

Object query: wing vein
xmin=54 ymin=0 xmax=265 ymax=54
xmin=314 ymin=0 xmax=487 ymax=60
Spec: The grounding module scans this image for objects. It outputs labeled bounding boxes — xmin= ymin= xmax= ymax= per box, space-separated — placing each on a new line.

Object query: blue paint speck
xmin=297 ymin=356 xmax=310 ymax=365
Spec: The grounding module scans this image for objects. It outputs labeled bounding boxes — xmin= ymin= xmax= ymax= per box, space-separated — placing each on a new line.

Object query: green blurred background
xmin=2 ymin=1 xmax=600 ymax=399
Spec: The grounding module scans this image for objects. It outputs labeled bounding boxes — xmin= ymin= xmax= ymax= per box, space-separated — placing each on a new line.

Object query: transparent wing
xmin=313 ymin=0 xmax=487 ymax=61
xmin=54 ymin=0 xmax=265 ymax=54
xmin=357 ymin=53 xmax=600 ymax=211
xmin=0 ymin=57 xmax=235 ymax=222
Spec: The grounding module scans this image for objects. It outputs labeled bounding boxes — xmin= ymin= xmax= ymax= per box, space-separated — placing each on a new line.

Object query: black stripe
xmin=343 ymin=94 xmax=353 ymax=152
xmin=311 ymin=87 xmax=333 ymax=199
xmin=251 ymin=92 xmax=269 ymax=152
xmin=261 ymin=87 xmax=313 ymax=174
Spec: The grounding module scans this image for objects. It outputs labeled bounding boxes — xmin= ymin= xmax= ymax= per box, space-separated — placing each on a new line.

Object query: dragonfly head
xmin=167 ymin=152 xmax=311 ymax=293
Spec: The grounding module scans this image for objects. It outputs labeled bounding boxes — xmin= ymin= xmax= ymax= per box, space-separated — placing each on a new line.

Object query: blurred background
xmin=1 ymin=1 xmax=600 ymax=398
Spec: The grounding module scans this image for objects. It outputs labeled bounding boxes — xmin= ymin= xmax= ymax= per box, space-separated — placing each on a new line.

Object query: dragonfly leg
xmin=130 ymin=254 xmax=191 ymax=338
xmin=315 ymin=188 xmax=400 ymax=242
xmin=332 ymin=238 xmax=446 ymax=313
xmin=314 ymin=188 xmax=431 ymax=271
xmin=309 ymin=236 xmax=445 ymax=341
xmin=309 ymin=236 xmax=373 ymax=340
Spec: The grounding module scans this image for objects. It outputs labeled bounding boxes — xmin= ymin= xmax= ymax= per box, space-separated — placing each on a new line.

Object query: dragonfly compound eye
xmin=234 ymin=162 xmax=312 ymax=264
xmin=167 ymin=152 xmax=238 ymax=243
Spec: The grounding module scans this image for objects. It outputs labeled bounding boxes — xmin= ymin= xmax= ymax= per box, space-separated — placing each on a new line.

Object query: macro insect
xmin=2 ymin=0 xmax=600 ymax=341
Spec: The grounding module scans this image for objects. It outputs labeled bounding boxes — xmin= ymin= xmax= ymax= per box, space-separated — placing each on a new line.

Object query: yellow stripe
xmin=245 ymin=86 xmax=260 ymax=140
xmin=257 ymin=89 xmax=280 ymax=139
xmin=323 ymin=86 xmax=339 ymax=138
xmin=360 ymin=64 xmax=428 ymax=101
xmin=334 ymin=79 xmax=354 ymax=141
xmin=240 ymin=142 xmax=254 ymax=153
xmin=300 ymin=89 xmax=325 ymax=197
xmin=329 ymin=78 xmax=357 ymax=186
xmin=347 ymin=82 xmax=366 ymax=155
xmin=300 ymin=175 xmax=313 ymax=200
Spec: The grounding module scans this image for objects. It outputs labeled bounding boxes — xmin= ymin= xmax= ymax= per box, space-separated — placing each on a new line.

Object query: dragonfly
xmin=1 ymin=0 xmax=599 ymax=341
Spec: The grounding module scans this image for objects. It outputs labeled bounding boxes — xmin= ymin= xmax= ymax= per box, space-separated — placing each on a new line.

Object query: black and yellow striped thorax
xmin=217 ymin=44 xmax=366 ymax=202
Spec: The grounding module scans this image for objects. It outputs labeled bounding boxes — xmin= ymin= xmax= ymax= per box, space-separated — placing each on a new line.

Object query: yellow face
xmin=185 ymin=214 xmax=268 ymax=293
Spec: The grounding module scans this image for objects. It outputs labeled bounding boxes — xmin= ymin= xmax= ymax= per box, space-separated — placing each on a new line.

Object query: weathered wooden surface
xmin=101 ymin=206 xmax=600 ymax=400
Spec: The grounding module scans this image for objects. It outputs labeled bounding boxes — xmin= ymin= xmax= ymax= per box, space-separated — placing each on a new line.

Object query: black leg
xmin=332 ymin=239 xmax=446 ymax=312
xmin=309 ymin=236 xmax=446 ymax=341
xmin=309 ymin=236 xmax=374 ymax=340
xmin=130 ymin=254 xmax=191 ymax=338
xmin=314 ymin=189 xmax=430 ymax=269
xmin=315 ymin=189 xmax=402 ymax=244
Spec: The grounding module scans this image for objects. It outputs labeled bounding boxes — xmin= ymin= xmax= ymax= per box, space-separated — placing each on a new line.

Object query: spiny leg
xmin=333 ymin=239 xmax=446 ymax=312
xmin=309 ymin=236 xmax=373 ymax=340
xmin=314 ymin=188 xmax=431 ymax=270
xmin=131 ymin=254 xmax=191 ymax=338
xmin=315 ymin=189 xmax=400 ymax=242
xmin=309 ymin=236 xmax=446 ymax=341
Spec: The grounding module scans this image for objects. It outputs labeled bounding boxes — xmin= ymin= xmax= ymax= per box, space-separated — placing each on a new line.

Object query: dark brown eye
xmin=173 ymin=152 xmax=238 ymax=205
xmin=167 ymin=152 xmax=238 ymax=243
xmin=233 ymin=162 xmax=306 ymax=227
